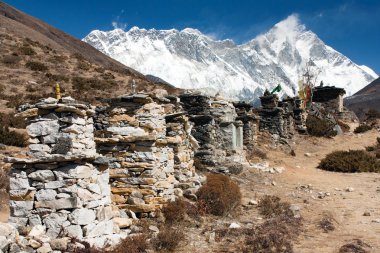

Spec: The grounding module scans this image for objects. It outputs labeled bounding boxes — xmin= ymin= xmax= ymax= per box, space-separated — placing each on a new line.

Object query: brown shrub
xmin=77 ymin=60 xmax=91 ymax=71
xmin=318 ymin=150 xmax=380 ymax=173
xmin=318 ymin=213 xmax=335 ymax=232
xmin=18 ymin=45 xmax=36 ymax=55
xmin=0 ymin=127 xmax=27 ymax=147
xmin=258 ymin=195 xmax=291 ymax=218
xmin=354 ymin=124 xmax=372 ymax=134
xmin=112 ymin=234 xmax=148 ymax=253
xmin=25 ymin=61 xmax=48 ymax=71
xmin=306 ymin=115 xmax=337 ymax=137
xmin=45 ymin=73 xmax=69 ymax=82
xmin=72 ymin=76 xmax=118 ymax=91
xmin=244 ymin=214 xmax=302 ymax=253
xmin=162 ymin=198 xmax=187 ymax=224
xmin=248 ymin=148 xmax=267 ymax=160
xmin=0 ymin=168 xmax=10 ymax=192
xmin=2 ymin=54 xmax=21 ymax=65
xmin=337 ymin=120 xmax=350 ymax=133
xmin=196 ymin=173 xmax=241 ymax=216
xmin=339 ymin=239 xmax=370 ymax=253
xmin=71 ymin=239 xmax=103 ymax=253
xmin=152 ymin=226 xmax=185 ymax=252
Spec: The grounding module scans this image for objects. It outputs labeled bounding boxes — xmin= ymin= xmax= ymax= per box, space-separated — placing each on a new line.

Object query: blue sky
xmin=5 ymin=0 xmax=380 ymax=74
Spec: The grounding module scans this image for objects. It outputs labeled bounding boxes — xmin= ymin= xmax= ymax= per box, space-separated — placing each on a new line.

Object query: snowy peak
xmin=83 ymin=15 xmax=378 ymax=101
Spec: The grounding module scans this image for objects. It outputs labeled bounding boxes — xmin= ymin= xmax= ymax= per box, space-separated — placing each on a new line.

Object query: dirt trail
xmin=245 ymin=129 xmax=380 ymax=253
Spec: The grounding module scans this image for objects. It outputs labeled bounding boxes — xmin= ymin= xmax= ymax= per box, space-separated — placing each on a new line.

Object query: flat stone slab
xmin=4 ymin=154 xmax=97 ymax=164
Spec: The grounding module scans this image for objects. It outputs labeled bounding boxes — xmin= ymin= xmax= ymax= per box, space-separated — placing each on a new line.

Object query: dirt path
xmin=245 ymin=129 xmax=380 ymax=252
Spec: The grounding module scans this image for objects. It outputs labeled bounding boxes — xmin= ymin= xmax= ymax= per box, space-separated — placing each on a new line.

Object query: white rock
xmin=9 ymin=201 xmax=33 ymax=217
xmin=68 ymin=209 xmax=96 ymax=225
xmin=345 ymin=187 xmax=354 ymax=192
xmin=36 ymin=189 xmax=57 ymax=201
xmin=28 ymin=225 xmax=46 ymax=238
xmin=84 ymin=220 xmax=114 ymax=238
xmin=27 ymin=120 xmax=60 ymax=138
xmin=229 ymin=222 xmax=241 ymax=229
xmin=113 ymin=217 xmax=133 ymax=229
xmin=28 ymin=170 xmax=55 ymax=182
xmin=64 ymin=225 xmax=83 ymax=239
xmin=36 ymin=243 xmax=52 ymax=253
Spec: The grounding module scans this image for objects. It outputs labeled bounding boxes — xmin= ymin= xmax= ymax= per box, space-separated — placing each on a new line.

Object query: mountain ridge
xmin=84 ymin=15 xmax=378 ymax=101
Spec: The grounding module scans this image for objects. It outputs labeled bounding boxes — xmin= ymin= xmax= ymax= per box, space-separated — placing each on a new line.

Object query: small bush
xmin=0 ymin=169 xmax=10 ymax=192
xmin=318 ymin=213 xmax=335 ymax=232
xmin=71 ymin=239 xmax=103 ymax=253
xmin=152 ymin=226 xmax=185 ymax=252
xmin=318 ymin=150 xmax=380 ymax=173
xmin=339 ymin=239 xmax=370 ymax=253
xmin=0 ymin=127 xmax=27 ymax=147
xmin=196 ymin=173 xmax=241 ymax=216
xmin=244 ymin=214 xmax=302 ymax=253
xmin=337 ymin=120 xmax=350 ymax=133
xmin=258 ymin=195 xmax=291 ymax=218
xmin=162 ymin=198 xmax=187 ymax=224
xmin=2 ymin=54 xmax=21 ymax=65
xmin=19 ymin=45 xmax=36 ymax=55
xmin=247 ymin=148 xmax=267 ymax=160
xmin=25 ymin=61 xmax=48 ymax=71
xmin=306 ymin=115 xmax=337 ymax=137
xmin=112 ymin=234 xmax=148 ymax=253
xmin=72 ymin=76 xmax=118 ymax=91
xmin=45 ymin=73 xmax=69 ymax=82
xmin=354 ymin=124 xmax=372 ymax=134
xmin=77 ymin=60 xmax=91 ymax=71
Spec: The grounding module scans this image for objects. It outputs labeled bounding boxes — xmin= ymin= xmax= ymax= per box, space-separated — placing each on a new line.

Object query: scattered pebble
xmin=229 ymin=222 xmax=241 ymax=229
xmin=249 ymin=199 xmax=258 ymax=205
xmin=148 ymin=225 xmax=159 ymax=233
xmin=345 ymin=187 xmax=354 ymax=192
xmin=371 ymin=219 xmax=380 ymax=223
xmin=304 ymin=153 xmax=312 ymax=157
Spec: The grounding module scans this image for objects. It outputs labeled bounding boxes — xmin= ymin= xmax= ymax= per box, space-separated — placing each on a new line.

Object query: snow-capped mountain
xmin=83 ymin=15 xmax=378 ymax=101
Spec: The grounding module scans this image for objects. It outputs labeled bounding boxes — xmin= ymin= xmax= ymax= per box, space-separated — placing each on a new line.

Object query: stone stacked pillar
xmin=94 ymin=94 xmax=200 ymax=217
xmin=6 ymin=97 xmax=115 ymax=247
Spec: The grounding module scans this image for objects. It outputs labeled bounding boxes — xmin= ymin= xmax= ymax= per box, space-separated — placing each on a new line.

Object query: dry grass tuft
xmin=258 ymin=195 xmax=291 ymax=218
xmin=243 ymin=214 xmax=302 ymax=253
xmin=112 ymin=234 xmax=148 ymax=253
xmin=339 ymin=239 xmax=371 ymax=253
xmin=318 ymin=213 xmax=336 ymax=232
xmin=152 ymin=226 xmax=185 ymax=252
xmin=196 ymin=173 xmax=241 ymax=216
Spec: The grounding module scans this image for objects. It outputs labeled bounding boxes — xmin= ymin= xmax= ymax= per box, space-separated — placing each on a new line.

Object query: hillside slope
xmin=345 ymin=77 xmax=380 ymax=119
xmin=0 ymin=1 xmax=178 ymax=110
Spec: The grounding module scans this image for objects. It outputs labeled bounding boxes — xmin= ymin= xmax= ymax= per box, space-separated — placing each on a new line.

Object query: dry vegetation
xmin=196 ymin=173 xmax=242 ymax=216
xmin=318 ymin=149 xmax=380 ymax=173
xmin=306 ymin=115 xmax=337 ymax=137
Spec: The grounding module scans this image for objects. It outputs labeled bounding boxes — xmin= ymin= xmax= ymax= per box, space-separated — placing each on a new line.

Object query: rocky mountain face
xmin=83 ymin=15 xmax=378 ymax=102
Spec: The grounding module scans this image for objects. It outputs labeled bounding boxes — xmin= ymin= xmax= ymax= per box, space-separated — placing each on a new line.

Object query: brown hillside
xmin=345 ymin=77 xmax=380 ymax=120
xmin=0 ymin=1 xmax=179 ymax=110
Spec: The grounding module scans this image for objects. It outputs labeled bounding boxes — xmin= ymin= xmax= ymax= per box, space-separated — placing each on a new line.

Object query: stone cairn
xmin=257 ymin=94 xmax=296 ymax=143
xmin=5 ymin=97 xmax=125 ymax=251
xmin=234 ymin=102 xmax=260 ymax=150
xmin=93 ymin=94 xmax=202 ymax=217
xmin=180 ymin=93 xmax=247 ymax=173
